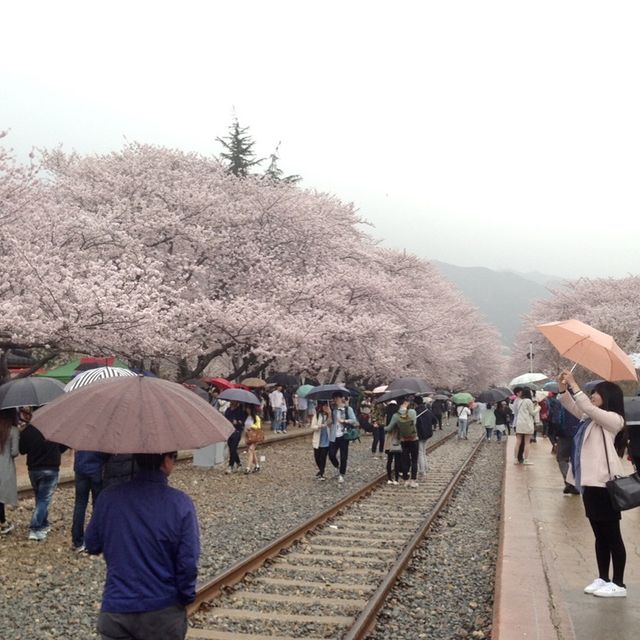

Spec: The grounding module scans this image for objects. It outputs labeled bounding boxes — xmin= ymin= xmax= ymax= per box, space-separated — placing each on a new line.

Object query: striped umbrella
xmin=64 ymin=366 xmax=137 ymax=392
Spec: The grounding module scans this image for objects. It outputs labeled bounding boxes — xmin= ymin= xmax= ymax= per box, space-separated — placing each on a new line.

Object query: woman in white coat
xmin=514 ymin=388 xmax=536 ymax=464
xmin=0 ymin=409 xmax=20 ymax=535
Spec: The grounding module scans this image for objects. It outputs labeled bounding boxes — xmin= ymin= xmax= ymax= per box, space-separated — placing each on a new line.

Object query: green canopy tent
xmin=36 ymin=358 xmax=130 ymax=384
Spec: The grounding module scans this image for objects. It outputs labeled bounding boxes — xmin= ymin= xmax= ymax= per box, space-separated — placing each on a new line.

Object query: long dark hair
xmin=592 ymin=381 xmax=627 ymax=456
xmin=0 ymin=408 xmax=17 ymax=454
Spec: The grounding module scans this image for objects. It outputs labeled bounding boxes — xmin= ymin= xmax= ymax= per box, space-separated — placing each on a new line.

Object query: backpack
xmin=396 ymin=412 xmax=417 ymax=439
xmin=342 ymin=406 xmax=361 ymax=441
xmin=539 ymin=398 xmax=549 ymax=421
xmin=548 ymin=396 xmax=563 ymax=425
xmin=416 ymin=409 xmax=434 ymax=440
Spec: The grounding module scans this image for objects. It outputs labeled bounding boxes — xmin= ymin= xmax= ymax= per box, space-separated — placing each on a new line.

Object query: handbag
xmin=602 ymin=428 xmax=640 ymax=511
xmin=245 ymin=428 xmax=264 ymax=445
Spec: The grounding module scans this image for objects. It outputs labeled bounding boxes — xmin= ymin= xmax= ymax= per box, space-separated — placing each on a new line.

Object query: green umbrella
xmin=452 ymin=392 xmax=474 ymax=405
xmin=296 ymin=384 xmax=315 ymax=398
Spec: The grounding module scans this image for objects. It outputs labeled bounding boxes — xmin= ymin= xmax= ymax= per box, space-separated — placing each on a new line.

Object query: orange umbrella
xmin=536 ymin=319 xmax=638 ymax=382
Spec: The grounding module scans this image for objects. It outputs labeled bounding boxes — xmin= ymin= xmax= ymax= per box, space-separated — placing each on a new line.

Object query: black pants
xmin=328 ymin=437 xmax=349 ymax=475
xmin=401 ymin=440 xmax=419 ymax=480
xmin=589 ymin=519 xmax=626 ymax=586
xmin=98 ymin=605 xmax=187 ymax=640
xmin=435 ymin=414 xmax=443 ymax=430
xmin=0 ymin=502 xmax=5 ymax=523
xmin=386 ymin=451 xmax=402 ymax=481
xmin=228 ymin=431 xmax=241 ymax=468
xmin=314 ymin=447 xmax=329 ymax=476
xmin=371 ymin=427 xmax=384 ymax=453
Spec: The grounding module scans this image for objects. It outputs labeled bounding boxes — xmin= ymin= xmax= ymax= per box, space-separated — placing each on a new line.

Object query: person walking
xmin=370 ymin=401 xmax=385 ymax=458
xmin=384 ymin=402 xmax=402 ymax=485
xmin=18 ymin=406 xmax=68 ymax=541
xmin=559 ymin=370 xmax=628 ymax=598
xmin=268 ymin=385 xmax=286 ymax=433
xmin=224 ymin=402 xmax=246 ymax=474
xmin=431 ymin=399 xmax=445 ymax=430
xmin=310 ymin=401 xmax=331 ymax=480
xmin=85 ymin=452 xmax=199 ymax=639
xmin=456 ymin=404 xmax=471 ymax=439
xmin=415 ymin=397 xmax=435 ymax=478
xmin=513 ymin=388 xmax=536 ymax=465
xmin=0 ymin=408 xmax=19 ymax=535
xmin=328 ymin=392 xmax=358 ymax=484
xmin=386 ymin=398 xmax=419 ymax=487
xmin=243 ymin=406 xmax=262 ymax=474
xmin=494 ymin=401 xmax=508 ymax=443
xmin=71 ymin=450 xmax=108 ymax=552
xmin=482 ymin=403 xmax=496 ymax=441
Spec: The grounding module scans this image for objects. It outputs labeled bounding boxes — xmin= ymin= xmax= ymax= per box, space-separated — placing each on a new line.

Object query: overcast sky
xmin=2 ymin=1 xmax=639 ymax=279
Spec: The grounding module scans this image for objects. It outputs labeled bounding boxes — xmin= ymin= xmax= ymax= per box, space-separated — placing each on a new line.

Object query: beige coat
xmin=310 ymin=413 xmax=329 ymax=449
xmin=515 ymin=398 xmax=536 ymax=434
xmin=561 ymin=391 xmax=624 ymax=488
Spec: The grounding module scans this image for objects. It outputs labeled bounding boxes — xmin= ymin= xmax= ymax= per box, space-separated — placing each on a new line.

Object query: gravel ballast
xmin=0 ymin=428 xmax=451 ymax=639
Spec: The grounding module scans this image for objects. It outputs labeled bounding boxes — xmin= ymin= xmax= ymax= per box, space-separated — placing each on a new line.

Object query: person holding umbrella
xmin=558 ymin=370 xmax=628 ymax=598
xmin=0 ymin=408 xmax=19 ymax=535
xmin=310 ymin=401 xmax=331 ymax=480
xmin=328 ymin=391 xmax=358 ymax=484
xmin=224 ymin=401 xmax=248 ymax=474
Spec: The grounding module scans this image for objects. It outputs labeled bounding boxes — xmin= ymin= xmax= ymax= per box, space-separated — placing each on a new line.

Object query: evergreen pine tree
xmin=216 ymin=117 xmax=263 ymax=177
xmin=264 ymin=142 xmax=301 ymax=184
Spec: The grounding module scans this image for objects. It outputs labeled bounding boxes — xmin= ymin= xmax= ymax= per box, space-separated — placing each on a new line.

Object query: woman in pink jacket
xmin=559 ymin=370 xmax=628 ymax=598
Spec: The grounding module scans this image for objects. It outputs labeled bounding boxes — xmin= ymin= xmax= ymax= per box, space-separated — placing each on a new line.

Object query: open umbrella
xmin=374 ymin=388 xmax=414 ymax=404
xmin=64 ymin=366 xmax=137 ymax=392
xmin=543 ymin=380 xmax=560 ymax=393
xmin=387 ymin=377 xmax=435 ymax=394
xmin=296 ymin=384 xmax=315 ymax=398
xmin=218 ymin=388 xmax=261 ymax=406
xmin=187 ymin=386 xmax=210 ymax=401
xmin=0 ymin=377 xmax=65 ymax=409
xmin=451 ymin=392 xmax=474 ymax=405
xmin=476 ymin=389 xmax=507 ymax=404
xmin=305 ymin=384 xmax=351 ymax=401
xmin=537 ymin=319 xmax=638 ymax=382
xmin=203 ymin=377 xmax=237 ymax=391
xmin=509 ymin=373 xmax=548 ymax=387
xmin=241 ymin=377 xmax=267 ymax=388
xmin=31 ymin=376 xmax=234 ymax=453
xmin=432 ymin=393 xmax=451 ymax=401
xmin=624 ymin=396 xmax=640 ymax=424
xmin=372 ymin=384 xmax=388 ymax=394
xmin=266 ymin=372 xmax=300 ymax=387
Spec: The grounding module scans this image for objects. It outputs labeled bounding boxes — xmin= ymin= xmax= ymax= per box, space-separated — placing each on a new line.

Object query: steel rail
xmin=187 ymin=431 xmax=457 ymax=615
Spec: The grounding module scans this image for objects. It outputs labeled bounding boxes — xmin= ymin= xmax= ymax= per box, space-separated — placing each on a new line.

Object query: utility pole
xmin=529 ymin=341 xmax=534 ymax=373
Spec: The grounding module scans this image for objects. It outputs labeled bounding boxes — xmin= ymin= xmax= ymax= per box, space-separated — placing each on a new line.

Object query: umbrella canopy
xmin=543 ymin=380 xmax=560 ymax=393
xmin=0 ymin=377 xmax=66 ymax=409
xmin=537 ymin=319 xmax=638 ymax=382
xmin=296 ymin=384 xmax=315 ymax=398
xmin=374 ymin=388 xmax=414 ymax=404
xmin=305 ymin=384 xmax=351 ymax=401
xmin=184 ymin=378 xmax=211 ymax=389
xmin=624 ymin=396 xmax=640 ymax=424
xmin=387 ymin=377 xmax=435 ymax=394
xmin=583 ymin=379 xmax=605 ymax=393
xmin=432 ymin=394 xmax=450 ymax=401
xmin=241 ymin=377 xmax=267 ymax=388
xmin=509 ymin=373 xmax=548 ymax=387
xmin=476 ymin=389 xmax=508 ymax=404
xmin=372 ymin=385 xmax=388 ymax=394
xmin=203 ymin=377 xmax=237 ymax=391
xmin=218 ymin=388 xmax=261 ymax=406
xmin=31 ymin=376 xmax=234 ymax=453
xmin=187 ymin=386 xmax=210 ymax=401
xmin=451 ymin=392 xmax=474 ymax=405
xmin=64 ymin=366 xmax=137 ymax=392
xmin=266 ymin=372 xmax=300 ymax=387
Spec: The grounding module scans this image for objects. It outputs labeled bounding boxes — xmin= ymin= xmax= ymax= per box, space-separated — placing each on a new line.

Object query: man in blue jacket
xmin=71 ymin=450 xmax=108 ymax=552
xmin=85 ymin=451 xmax=200 ymax=640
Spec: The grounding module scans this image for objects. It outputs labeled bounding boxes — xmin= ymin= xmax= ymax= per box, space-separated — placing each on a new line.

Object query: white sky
xmin=2 ymin=0 xmax=640 ymax=279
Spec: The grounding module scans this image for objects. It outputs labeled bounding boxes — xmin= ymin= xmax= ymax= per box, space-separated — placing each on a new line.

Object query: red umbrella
xmin=31 ymin=376 xmax=234 ymax=453
xmin=203 ymin=377 xmax=236 ymax=391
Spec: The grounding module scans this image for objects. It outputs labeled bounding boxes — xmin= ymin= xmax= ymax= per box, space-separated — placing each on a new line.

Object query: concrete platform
xmin=494 ymin=435 xmax=640 ymax=640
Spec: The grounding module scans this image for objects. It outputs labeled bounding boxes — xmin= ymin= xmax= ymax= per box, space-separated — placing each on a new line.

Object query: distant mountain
xmin=432 ymin=261 xmax=563 ymax=348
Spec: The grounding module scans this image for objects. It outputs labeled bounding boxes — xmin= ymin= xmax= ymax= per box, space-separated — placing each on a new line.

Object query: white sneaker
xmin=337 ymin=475 xmax=344 ymax=484
xmin=584 ymin=578 xmax=608 ymax=594
xmin=593 ymin=582 xmax=627 ymax=598
xmin=387 ymin=480 xmax=394 ymax=485
xmin=522 ymin=460 xmax=534 ymax=465
xmin=28 ymin=530 xmax=46 ymax=541
xmin=409 ymin=481 xmax=419 ymax=488
xmin=0 ymin=522 xmax=15 ymax=535
xmin=392 ymin=480 xmax=399 ymax=485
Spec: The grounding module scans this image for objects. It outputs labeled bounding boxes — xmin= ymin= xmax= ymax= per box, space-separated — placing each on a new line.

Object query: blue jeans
xmin=28 ymin=469 xmax=59 ymax=532
xmin=457 ymin=419 xmax=468 ymax=439
xmin=72 ymin=473 xmax=103 ymax=547
xmin=272 ymin=407 xmax=284 ymax=432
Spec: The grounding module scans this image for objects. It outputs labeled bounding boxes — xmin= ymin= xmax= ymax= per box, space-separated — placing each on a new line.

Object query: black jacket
xmin=416 ymin=408 xmax=436 ymax=441
xmin=19 ymin=424 xmax=67 ymax=470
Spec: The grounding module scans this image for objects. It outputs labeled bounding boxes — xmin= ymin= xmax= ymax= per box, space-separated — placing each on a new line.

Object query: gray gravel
xmin=0 ymin=429 xmax=450 ymax=639
xmin=368 ymin=429 xmax=504 ymax=640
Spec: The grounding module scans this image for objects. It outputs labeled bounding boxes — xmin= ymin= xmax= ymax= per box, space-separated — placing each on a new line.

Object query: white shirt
xmin=269 ymin=390 xmax=285 ymax=409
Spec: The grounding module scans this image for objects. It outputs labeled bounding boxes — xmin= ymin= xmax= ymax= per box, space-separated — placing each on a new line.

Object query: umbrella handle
xmin=569 ymin=362 xmax=578 ymax=373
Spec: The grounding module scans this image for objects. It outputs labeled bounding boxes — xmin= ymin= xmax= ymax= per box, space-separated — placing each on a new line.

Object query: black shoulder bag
xmin=602 ymin=427 xmax=640 ymax=511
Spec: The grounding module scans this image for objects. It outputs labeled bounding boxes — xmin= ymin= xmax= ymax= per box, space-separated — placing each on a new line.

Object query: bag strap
xmin=601 ymin=426 xmax=613 ymax=480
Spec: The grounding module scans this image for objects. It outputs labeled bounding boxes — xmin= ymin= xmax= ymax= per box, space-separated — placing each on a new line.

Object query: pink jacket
xmin=561 ymin=391 xmax=624 ymax=488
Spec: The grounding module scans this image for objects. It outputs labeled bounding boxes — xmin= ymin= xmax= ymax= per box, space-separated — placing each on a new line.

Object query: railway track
xmin=187 ymin=431 xmax=484 ymax=639
xmin=16 ymin=429 xmax=312 ymax=500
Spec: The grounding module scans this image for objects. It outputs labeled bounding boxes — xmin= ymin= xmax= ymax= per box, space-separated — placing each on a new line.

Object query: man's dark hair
xmin=513 ymin=386 xmax=523 ymax=395
xmin=332 ymin=391 xmax=348 ymax=400
xmin=521 ymin=388 xmax=532 ymax=400
xmin=134 ymin=452 xmax=177 ymax=470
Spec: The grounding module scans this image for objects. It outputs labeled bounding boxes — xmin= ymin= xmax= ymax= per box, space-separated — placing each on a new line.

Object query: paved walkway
xmin=494 ymin=435 xmax=640 ymax=640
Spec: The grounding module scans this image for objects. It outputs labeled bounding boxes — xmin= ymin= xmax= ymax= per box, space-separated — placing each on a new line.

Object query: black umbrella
xmin=266 ymin=372 xmax=300 ymax=387
xmin=374 ymin=388 xmax=414 ymax=404
xmin=625 ymin=396 xmax=640 ymax=424
xmin=305 ymin=384 xmax=351 ymax=401
xmin=189 ymin=387 xmax=210 ymax=401
xmin=388 ymin=377 xmax=435 ymax=395
xmin=476 ymin=390 xmax=505 ymax=404
xmin=0 ymin=377 xmax=66 ymax=409
xmin=218 ymin=388 xmax=262 ymax=406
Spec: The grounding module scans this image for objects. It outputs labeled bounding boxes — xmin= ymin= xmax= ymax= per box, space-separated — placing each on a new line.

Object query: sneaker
xmin=387 ymin=480 xmax=394 ymax=485
xmin=337 ymin=475 xmax=345 ymax=484
xmin=282 ymin=430 xmax=288 ymax=434
xmin=319 ymin=475 xmax=326 ymax=481
xmin=409 ymin=481 xmax=419 ymax=488
xmin=513 ymin=460 xmax=520 ymax=465
xmin=253 ymin=466 xmax=260 ymax=473
xmin=0 ymin=522 xmax=15 ymax=535
xmin=593 ymin=582 xmax=627 ymax=598
xmin=522 ymin=460 xmax=534 ymax=465
xmin=28 ymin=530 xmax=46 ymax=541
xmin=392 ymin=480 xmax=399 ymax=485
xmin=225 ymin=467 xmax=233 ymax=474
xmin=72 ymin=544 xmax=86 ymax=554
xmin=244 ymin=468 xmax=251 ymax=474
xmin=584 ymin=578 xmax=608 ymax=594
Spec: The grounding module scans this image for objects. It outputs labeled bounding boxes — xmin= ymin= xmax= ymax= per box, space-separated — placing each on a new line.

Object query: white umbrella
xmin=628 ymin=353 xmax=640 ymax=369
xmin=509 ymin=373 xmax=548 ymax=387
xmin=64 ymin=366 xmax=137 ymax=392
xmin=372 ymin=385 xmax=388 ymax=394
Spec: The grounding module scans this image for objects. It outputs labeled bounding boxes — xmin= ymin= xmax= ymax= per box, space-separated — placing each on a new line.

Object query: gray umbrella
xmin=374 ymin=388 xmax=414 ymax=404
xmin=0 ymin=377 xmax=66 ymax=409
xmin=218 ymin=388 xmax=261 ymax=406
xmin=387 ymin=377 xmax=435 ymax=394
xmin=305 ymin=384 xmax=351 ymax=401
